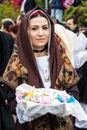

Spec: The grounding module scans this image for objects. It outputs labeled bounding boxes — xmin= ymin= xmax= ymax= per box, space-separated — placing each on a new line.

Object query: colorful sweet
xmin=17 ymin=89 xmax=76 ymax=104
xmin=56 ymin=94 xmax=76 ymax=103
xmin=66 ymin=96 xmax=76 ymax=103
xmin=38 ymin=95 xmax=54 ymax=104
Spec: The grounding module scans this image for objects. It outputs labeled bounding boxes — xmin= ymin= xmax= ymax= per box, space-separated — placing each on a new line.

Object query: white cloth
xmin=36 ymin=56 xmax=51 ymax=88
xmin=75 ymin=103 xmax=87 ymax=128
xmin=55 ymin=24 xmax=77 ymax=66
xmin=16 ymin=83 xmax=87 ymax=124
xmin=72 ymin=32 xmax=87 ymax=68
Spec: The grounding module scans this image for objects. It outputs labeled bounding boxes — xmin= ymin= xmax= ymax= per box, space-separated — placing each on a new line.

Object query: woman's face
xmin=28 ymin=16 xmax=50 ymax=50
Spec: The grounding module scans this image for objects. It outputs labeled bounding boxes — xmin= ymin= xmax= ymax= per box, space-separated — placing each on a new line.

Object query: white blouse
xmin=36 ymin=55 xmax=51 ymax=88
xmin=73 ymin=32 xmax=87 ymax=68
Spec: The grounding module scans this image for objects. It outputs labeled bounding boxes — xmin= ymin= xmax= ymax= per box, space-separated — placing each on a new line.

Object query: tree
xmin=63 ymin=0 xmax=87 ymax=27
xmin=0 ymin=1 xmax=20 ymax=28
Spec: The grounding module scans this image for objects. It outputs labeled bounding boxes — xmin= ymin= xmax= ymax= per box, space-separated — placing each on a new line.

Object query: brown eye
xmin=43 ymin=26 xmax=49 ymax=30
xmin=31 ymin=27 xmax=37 ymax=30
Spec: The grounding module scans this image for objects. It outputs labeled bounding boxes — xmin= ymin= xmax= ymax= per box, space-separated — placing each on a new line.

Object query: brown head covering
xmin=15 ymin=7 xmax=63 ymax=88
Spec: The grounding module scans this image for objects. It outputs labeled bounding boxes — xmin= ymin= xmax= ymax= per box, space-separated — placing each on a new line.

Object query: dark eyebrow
xmin=30 ymin=24 xmax=49 ymax=27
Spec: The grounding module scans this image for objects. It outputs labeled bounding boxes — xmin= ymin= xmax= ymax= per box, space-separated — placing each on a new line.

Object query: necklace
xmin=34 ymin=49 xmax=48 ymax=57
xmin=33 ymin=47 xmax=46 ymax=53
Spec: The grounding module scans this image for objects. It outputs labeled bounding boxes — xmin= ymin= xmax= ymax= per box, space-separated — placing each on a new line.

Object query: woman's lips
xmin=37 ymin=39 xmax=45 ymax=42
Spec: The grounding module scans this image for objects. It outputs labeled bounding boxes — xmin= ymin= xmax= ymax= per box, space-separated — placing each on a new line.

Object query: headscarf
xmin=14 ymin=7 xmax=63 ymax=88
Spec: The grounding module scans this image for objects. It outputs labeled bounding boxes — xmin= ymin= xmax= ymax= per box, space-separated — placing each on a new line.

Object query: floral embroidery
xmin=55 ymin=52 xmax=79 ymax=90
xmin=2 ymin=44 xmax=28 ymax=89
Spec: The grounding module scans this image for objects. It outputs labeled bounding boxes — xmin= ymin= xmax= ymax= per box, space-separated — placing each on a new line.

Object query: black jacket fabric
xmin=77 ymin=31 xmax=87 ymax=104
xmin=0 ymin=31 xmax=14 ymax=76
xmin=0 ymin=31 xmax=14 ymax=130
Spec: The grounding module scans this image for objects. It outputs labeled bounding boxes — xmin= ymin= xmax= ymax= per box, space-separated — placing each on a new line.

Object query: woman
xmin=1 ymin=7 xmax=79 ymax=130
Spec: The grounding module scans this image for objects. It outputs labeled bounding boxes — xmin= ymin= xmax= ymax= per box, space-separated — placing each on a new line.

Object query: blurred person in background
xmin=0 ymin=31 xmax=14 ymax=76
xmin=50 ymin=0 xmax=64 ymax=23
xmin=9 ymin=24 xmax=19 ymax=40
xmin=0 ymin=30 xmax=14 ymax=130
xmin=78 ymin=27 xmax=87 ymax=35
xmin=23 ymin=0 xmax=46 ymax=14
xmin=1 ymin=18 xmax=15 ymax=34
xmin=23 ymin=0 xmax=36 ymax=13
xmin=72 ymin=30 xmax=87 ymax=130
xmin=65 ymin=15 xmax=79 ymax=34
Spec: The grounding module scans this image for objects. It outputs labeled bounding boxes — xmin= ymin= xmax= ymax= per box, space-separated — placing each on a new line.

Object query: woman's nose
xmin=38 ymin=28 xmax=43 ymax=35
